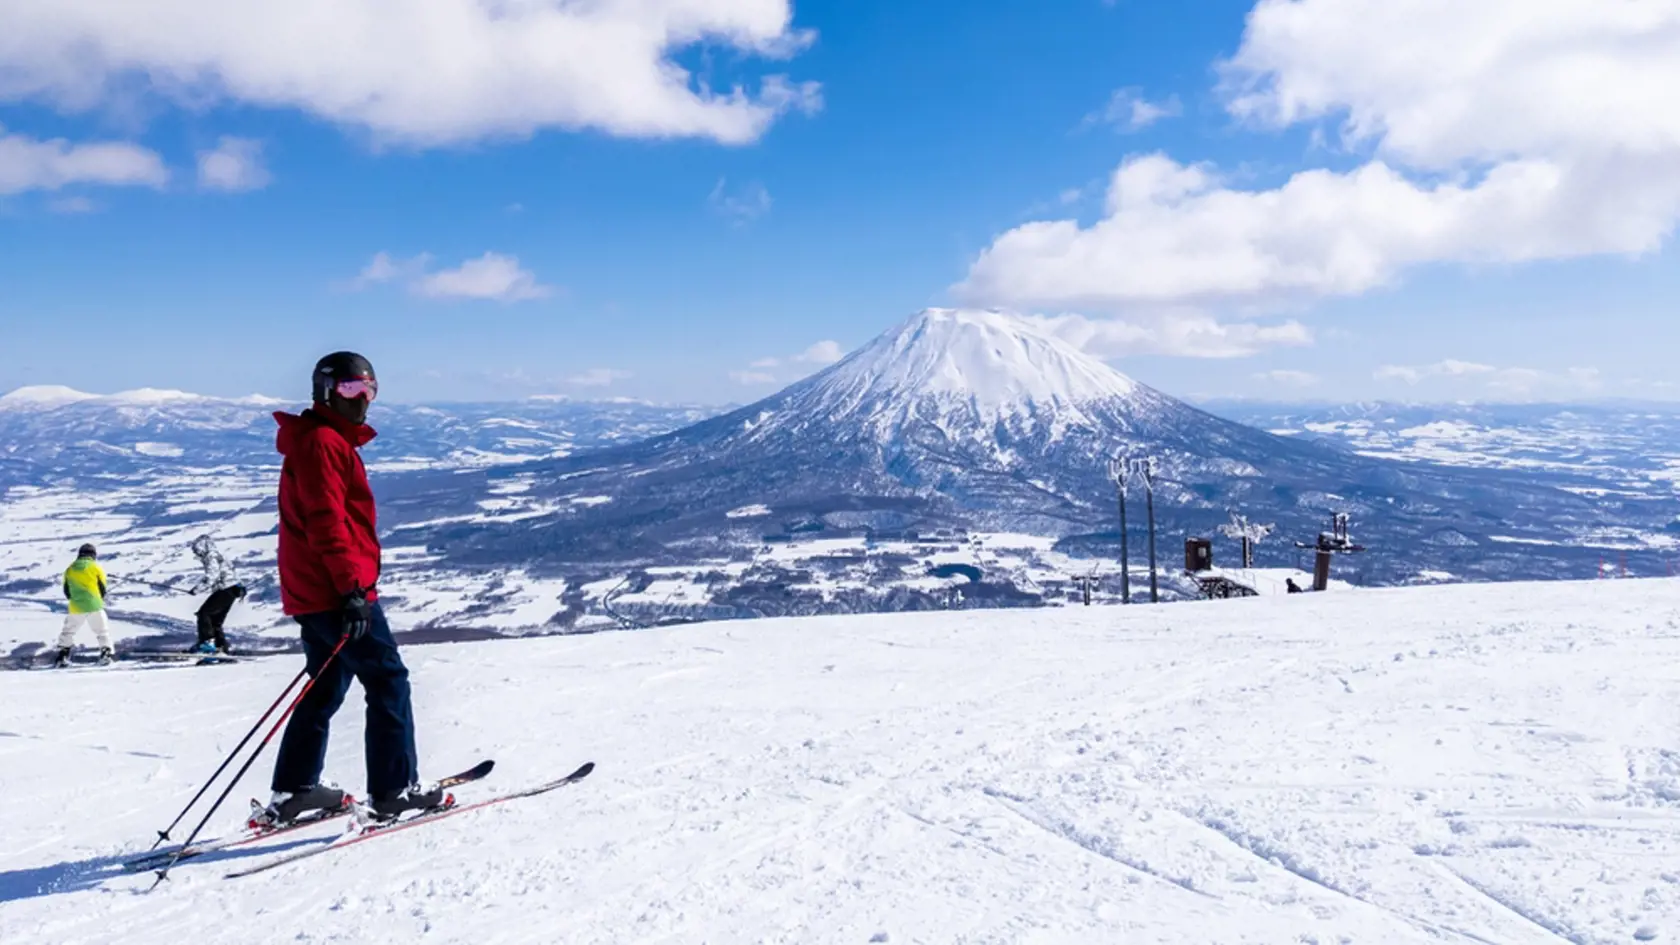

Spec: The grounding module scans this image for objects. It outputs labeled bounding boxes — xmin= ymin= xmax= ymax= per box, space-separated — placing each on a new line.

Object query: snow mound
xmin=0 ymin=385 xmax=98 ymax=408
xmin=101 ymin=388 xmax=207 ymax=405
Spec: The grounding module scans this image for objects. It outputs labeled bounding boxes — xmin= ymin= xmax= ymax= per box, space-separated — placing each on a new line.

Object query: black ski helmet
xmin=77 ymin=543 xmax=97 ymax=558
xmin=312 ymin=351 xmax=376 ymax=403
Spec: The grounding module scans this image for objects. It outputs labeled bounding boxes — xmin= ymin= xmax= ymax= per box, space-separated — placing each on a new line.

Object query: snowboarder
xmin=192 ymin=583 xmax=246 ymax=654
xmin=57 ymin=543 xmax=113 ymax=666
xmin=1286 ymin=578 xmax=1304 ymax=594
xmin=259 ymin=352 xmax=444 ymax=826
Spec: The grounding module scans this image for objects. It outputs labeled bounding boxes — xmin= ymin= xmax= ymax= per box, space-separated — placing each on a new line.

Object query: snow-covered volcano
xmin=800 ymin=308 xmax=1140 ymax=431
xmin=661 ymin=308 xmax=1226 ymax=470
xmin=407 ymin=309 xmax=1603 ymax=585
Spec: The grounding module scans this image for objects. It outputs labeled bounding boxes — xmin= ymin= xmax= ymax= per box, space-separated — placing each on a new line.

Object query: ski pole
xmin=151 ymin=635 xmax=350 ymax=888
xmin=147 ymin=668 xmax=308 ymax=850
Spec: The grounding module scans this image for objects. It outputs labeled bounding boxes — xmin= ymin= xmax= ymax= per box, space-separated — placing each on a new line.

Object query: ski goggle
xmin=332 ymin=377 xmax=378 ymax=402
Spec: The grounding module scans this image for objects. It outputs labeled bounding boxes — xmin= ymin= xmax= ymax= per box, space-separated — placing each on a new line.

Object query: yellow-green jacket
xmin=63 ymin=556 xmax=107 ymax=614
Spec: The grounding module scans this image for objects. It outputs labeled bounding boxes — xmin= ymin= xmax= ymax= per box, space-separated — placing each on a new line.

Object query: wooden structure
xmin=1184 ymin=537 xmax=1212 ymax=573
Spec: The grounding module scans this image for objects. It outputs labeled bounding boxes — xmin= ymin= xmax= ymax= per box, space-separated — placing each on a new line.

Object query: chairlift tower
xmin=1106 ymin=454 xmax=1131 ymax=604
xmin=1218 ymin=512 xmax=1275 ymax=569
xmin=1137 ymin=458 xmax=1160 ymax=603
xmin=1293 ymin=512 xmax=1367 ymax=591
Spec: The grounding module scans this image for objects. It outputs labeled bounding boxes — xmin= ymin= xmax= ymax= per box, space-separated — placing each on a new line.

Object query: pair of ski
xmin=126 ymin=759 xmax=594 ymax=880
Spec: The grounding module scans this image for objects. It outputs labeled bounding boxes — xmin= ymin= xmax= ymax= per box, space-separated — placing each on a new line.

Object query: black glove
xmin=341 ymin=588 xmax=373 ymax=641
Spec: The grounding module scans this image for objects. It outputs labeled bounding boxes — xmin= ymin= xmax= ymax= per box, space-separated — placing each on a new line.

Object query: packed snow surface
xmin=4 ymin=578 xmax=1680 ymax=944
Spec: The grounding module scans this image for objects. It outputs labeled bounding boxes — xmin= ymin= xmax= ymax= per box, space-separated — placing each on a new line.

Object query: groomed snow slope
xmin=4 ymin=579 xmax=1680 ymax=944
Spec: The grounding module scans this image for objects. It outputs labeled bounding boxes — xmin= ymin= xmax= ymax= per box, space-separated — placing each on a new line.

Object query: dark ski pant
xmin=271 ymin=602 xmax=418 ymax=797
xmin=195 ymin=612 xmax=228 ymax=650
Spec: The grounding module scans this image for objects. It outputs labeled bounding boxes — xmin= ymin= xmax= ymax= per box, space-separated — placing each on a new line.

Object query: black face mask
xmin=327 ymin=392 xmax=371 ymax=425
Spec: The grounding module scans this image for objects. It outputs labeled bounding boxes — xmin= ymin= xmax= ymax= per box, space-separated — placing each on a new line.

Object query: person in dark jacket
xmin=257 ymin=352 xmax=444 ymax=827
xmin=192 ymin=584 xmax=246 ymax=654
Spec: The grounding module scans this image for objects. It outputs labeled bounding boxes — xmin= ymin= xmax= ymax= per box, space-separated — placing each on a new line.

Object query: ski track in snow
xmin=4 ymin=578 xmax=1680 ymax=943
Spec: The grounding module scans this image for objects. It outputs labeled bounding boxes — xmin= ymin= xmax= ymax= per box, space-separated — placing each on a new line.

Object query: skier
xmin=57 ymin=543 xmax=114 ymax=666
xmin=191 ymin=583 xmax=246 ymax=654
xmin=1286 ymin=578 xmax=1304 ymax=594
xmin=257 ymin=352 xmax=445 ymax=826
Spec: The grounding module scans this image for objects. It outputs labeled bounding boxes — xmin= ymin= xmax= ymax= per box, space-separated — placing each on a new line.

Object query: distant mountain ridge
xmin=404 ymin=309 xmax=1642 ymax=585
xmin=0 ymin=387 xmax=716 ymax=482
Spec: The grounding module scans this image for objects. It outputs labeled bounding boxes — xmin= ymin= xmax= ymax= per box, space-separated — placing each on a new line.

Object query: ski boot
xmin=194 ymin=640 xmax=217 ymax=655
xmin=251 ymin=782 xmax=351 ymax=829
xmin=369 ymin=781 xmax=451 ymax=822
xmin=53 ymin=646 xmax=71 ymax=668
xmin=98 ymin=648 xmax=115 ymax=665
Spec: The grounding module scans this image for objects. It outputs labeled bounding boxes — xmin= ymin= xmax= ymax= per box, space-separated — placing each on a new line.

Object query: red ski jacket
xmin=275 ymin=408 xmax=381 ymax=616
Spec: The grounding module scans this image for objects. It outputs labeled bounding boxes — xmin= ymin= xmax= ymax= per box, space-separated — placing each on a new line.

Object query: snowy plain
xmin=4 ymin=577 xmax=1680 ymax=944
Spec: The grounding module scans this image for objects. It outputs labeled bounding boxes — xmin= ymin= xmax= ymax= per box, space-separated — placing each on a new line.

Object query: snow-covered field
xmin=4 ymin=577 xmax=1680 ymax=943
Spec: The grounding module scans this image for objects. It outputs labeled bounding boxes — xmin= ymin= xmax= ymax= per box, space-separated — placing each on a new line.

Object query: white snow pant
xmin=58 ymin=611 xmax=112 ymax=650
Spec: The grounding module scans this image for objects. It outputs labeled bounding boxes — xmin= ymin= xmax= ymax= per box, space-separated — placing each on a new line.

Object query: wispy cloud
xmin=709 ymin=178 xmax=772 ymax=225
xmin=567 ymin=368 xmax=631 ymax=388
xmin=47 ymin=195 xmax=98 ymax=214
xmin=416 ymin=252 xmax=552 ymax=301
xmin=1029 ymin=311 xmax=1313 ymax=360
xmin=1252 ymin=369 xmax=1320 ymax=388
xmin=196 ymin=136 xmax=271 ymax=192
xmin=729 ymin=338 xmax=846 ymax=386
xmin=0 ymin=127 xmax=168 ymax=195
xmin=796 ymin=340 xmax=843 ymax=364
xmin=1375 ymin=360 xmax=1602 ymax=399
xmin=1082 ymin=88 xmax=1183 ymax=132
xmin=345 ymin=251 xmax=554 ymax=302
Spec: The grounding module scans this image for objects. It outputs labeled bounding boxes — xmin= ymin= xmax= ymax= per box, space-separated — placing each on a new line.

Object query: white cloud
xmin=347 ymin=251 xmax=552 ymax=302
xmin=709 ymin=178 xmax=772 ymax=225
xmin=961 ymin=1 xmax=1680 ymax=314
xmin=1253 ymin=369 xmax=1319 ymax=388
xmin=1083 ymin=88 xmax=1182 ymax=132
xmin=567 ymin=368 xmax=631 ymax=388
xmin=730 ymin=338 xmax=845 ymax=385
xmin=0 ymin=127 xmax=167 ymax=194
xmin=196 ymin=137 xmax=271 ymax=192
xmin=1375 ymin=360 xmax=1602 ymax=399
xmin=346 ymin=251 xmax=429 ymax=290
xmin=795 ymin=340 xmax=843 ymax=364
xmin=1375 ymin=361 xmax=1496 ymax=384
xmin=47 ymin=195 xmax=97 ymax=214
xmin=415 ymin=252 xmax=553 ymax=302
xmin=1028 ymin=311 xmax=1313 ymax=359
xmin=0 ymin=1 xmax=819 ymax=147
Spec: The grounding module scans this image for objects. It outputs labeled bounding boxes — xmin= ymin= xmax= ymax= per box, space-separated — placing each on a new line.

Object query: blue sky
xmin=1 ymin=0 xmax=1676 ymax=404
